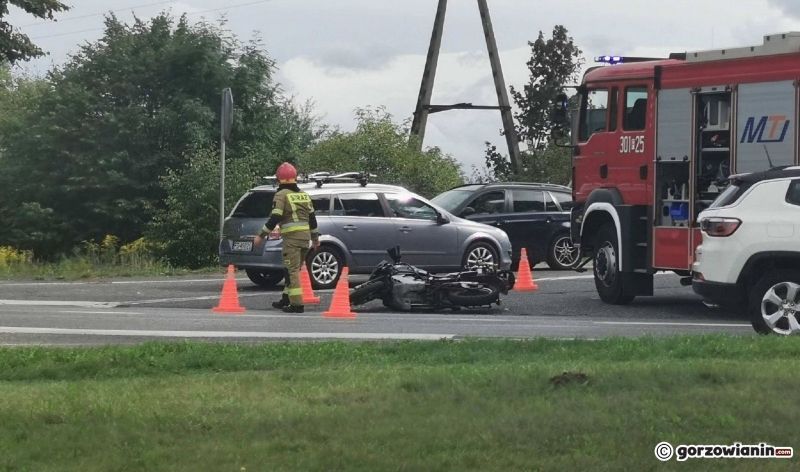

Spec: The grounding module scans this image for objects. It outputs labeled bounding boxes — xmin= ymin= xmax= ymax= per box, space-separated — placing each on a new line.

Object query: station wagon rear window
xmin=232 ymin=191 xmax=274 ymax=218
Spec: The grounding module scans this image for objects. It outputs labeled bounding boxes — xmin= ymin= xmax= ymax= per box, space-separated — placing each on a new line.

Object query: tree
xmin=146 ymin=98 xmax=321 ymax=269
xmin=298 ymin=107 xmax=465 ymax=199
xmin=0 ymin=0 xmax=70 ymax=64
xmin=0 ymin=12 xmax=318 ymax=258
xmin=482 ymin=25 xmax=583 ymax=184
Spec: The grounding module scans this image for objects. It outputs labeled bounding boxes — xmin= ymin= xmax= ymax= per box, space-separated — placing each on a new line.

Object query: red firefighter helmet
xmin=276 ymin=162 xmax=298 ymax=184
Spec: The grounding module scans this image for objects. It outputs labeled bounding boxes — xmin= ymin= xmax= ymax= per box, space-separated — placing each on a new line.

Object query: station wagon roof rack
xmin=262 ymin=171 xmax=377 ymax=188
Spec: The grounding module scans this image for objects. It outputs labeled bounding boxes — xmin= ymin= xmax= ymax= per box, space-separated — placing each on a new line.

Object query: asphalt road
xmin=0 ymin=267 xmax=755 ymax=345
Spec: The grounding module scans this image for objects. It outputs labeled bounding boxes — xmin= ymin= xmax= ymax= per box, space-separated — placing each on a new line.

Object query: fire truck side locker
xmin=691 ymin=85 xmax=733 ymax=262
xmin=654 ymin=87 xmax=693 ymax=270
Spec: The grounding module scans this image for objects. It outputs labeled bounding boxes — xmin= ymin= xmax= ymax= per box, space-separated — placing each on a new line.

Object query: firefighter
xmin=254 ymin=162 xmax=320 ymax=313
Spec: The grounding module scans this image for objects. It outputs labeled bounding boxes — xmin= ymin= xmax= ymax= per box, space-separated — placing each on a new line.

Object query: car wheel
xmin=245 ymin=269 xmax=284 ymax=288
xmin=748 ymin=270 xmax=800 ymax=335
xmin=307 ymin=246 xmax=344 ymax=290
xmin=462 ymin=242 xmax=499 ymax=270
xmin=593 ymin=223 xmax=635 ymax=305
xmin=547 ymin=234 xmax=580 ymax=270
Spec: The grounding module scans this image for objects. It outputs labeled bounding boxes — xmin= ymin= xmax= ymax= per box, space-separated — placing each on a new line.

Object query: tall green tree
xmin=483 ymin=25 xmax=583 ymax=184
xmin=0 ymin=12 xmax=317 ymax=257
xmin=299 ymin=107 xmax=465 ymax=199
xmin=0 ymin=0 xmax=70 ymax=64
xmin=147 ymin=98 xmax=321 ymax=269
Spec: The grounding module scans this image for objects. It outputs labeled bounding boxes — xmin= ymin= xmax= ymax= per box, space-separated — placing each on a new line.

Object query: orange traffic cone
xmin=515 ymin=248 xmax=539 ymax=291
xmin=323 ymin=267 xmax=356 ymax=318
xmin=300 ymin=264 xmax=320 ymax=305
xmin=212 ymin=265 xmax=247 ymax=313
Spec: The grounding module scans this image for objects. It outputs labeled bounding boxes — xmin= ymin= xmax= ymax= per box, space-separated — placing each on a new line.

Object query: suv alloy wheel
xmin=749 ymin=270 xmax=800 ymax=335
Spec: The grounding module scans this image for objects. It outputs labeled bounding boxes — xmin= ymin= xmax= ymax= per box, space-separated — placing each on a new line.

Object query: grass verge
xmin=1 ymin=335 xmax=798 ymax=471
xmin=0 ymin=258 xmax=220 ymax=280
xmin=0 ymin=238 xmax=222 ymax=281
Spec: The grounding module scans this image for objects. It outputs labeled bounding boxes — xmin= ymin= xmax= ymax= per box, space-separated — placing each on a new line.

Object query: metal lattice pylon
xmin=410 ymin=0 xmax=522 ymax=173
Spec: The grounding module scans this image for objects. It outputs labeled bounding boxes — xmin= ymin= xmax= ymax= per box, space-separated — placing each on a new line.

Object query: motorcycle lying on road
xmin=349 ymin=246 xmax=515 ymax=311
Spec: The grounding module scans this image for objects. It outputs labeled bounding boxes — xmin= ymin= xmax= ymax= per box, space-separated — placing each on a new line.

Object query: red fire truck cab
xmin=557 ymin=32 xmax=800 ymax=305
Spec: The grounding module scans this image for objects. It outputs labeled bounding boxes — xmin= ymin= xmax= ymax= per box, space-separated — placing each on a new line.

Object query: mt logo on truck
xmin=740 ymin=115 xmax=791 ymax=144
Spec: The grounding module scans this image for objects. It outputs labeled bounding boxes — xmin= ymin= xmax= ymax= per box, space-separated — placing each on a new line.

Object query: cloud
xmin=768 ymin=0 xmax=800 ymax=18
xmin=12 ymin=0 xmax=800 ymax=172
xmin=306 ymin=43 xmax=404 ymax=72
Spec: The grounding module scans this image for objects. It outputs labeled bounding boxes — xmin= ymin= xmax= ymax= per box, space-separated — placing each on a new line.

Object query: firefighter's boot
xmin=272 ymin=294 xmax=290 ymax=309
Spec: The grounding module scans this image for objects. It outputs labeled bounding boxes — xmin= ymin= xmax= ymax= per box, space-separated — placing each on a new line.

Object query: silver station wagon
xmin=219 ymin=172 xmax=513 ymax=290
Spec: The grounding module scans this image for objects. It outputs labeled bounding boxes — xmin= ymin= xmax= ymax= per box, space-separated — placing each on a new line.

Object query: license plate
xmin=232 ymin=241 xmax=253 ymax=252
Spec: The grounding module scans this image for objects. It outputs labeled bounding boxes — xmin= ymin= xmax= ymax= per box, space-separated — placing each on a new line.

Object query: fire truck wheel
xmin=593 ymin=223 xmax=635 ymax=305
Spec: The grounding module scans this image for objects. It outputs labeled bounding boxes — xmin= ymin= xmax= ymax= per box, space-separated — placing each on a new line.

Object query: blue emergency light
xmin=596 ymin=55 xmax=623 ymax=64
xmin=595 ymin=55 xmax=681 ymax=65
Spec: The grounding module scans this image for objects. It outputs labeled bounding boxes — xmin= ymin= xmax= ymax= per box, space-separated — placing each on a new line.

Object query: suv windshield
xmin=431 ymin=188 xmax=476 ymax=212
xmin=231 ymin=191 xmax=274 ymax=218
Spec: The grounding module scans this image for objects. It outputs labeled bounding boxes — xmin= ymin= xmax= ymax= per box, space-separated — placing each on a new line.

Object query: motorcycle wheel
xmin=445 ymin=285 xmax=501 ymax=307
xmin=350 ymin=279 xmax=387 ymax=306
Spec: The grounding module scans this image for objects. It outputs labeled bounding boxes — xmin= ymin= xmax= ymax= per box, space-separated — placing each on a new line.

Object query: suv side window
xmin=550 ymin=191 xmax=574 ymax=211
xmin=385 ymin=194 xmax=439 ymax=221
xmin=468 ymin=190 xmax=505 ymax=215
xmin=511 ymin=189 xmax=545 ymax=213
xmin=335 ymin=193 xmax=384 ymax=218
xmin=787 ymin=180 xmax=800 ymax=206
xmin=544 ymin=193 xmax=559 ymax=212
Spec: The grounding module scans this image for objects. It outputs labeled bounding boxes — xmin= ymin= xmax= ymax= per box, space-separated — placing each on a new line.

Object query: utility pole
xmin=410 ymin=0 xmax=522 ymax=174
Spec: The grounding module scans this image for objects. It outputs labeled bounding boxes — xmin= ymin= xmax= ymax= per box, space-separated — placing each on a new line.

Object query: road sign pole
xmin=219 ymin=133 xmax=226 ymax=241
xmin=220 ymin=88 xmax=233 ymax=242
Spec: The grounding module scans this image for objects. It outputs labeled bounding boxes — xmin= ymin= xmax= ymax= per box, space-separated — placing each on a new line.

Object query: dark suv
xmin=431 ymin=182 xmax=579 ymax=270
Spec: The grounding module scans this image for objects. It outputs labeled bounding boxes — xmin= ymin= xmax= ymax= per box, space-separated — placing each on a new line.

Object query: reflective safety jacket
xmin=260 ymin=186 xmax=319 ymax=242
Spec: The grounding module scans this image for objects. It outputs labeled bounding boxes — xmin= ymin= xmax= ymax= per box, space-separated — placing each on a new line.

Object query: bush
xmin=0 ymin=246 xmax=33 ymax=268
xmin=146 ymin=147 xmax=274 ymax=269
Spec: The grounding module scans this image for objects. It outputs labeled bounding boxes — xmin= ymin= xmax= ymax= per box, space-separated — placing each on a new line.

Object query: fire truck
xmin=550 ymin=32 xmax=800 ymax=305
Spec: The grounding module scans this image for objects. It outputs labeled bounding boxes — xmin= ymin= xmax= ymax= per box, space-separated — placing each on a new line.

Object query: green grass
xmin=0 ymin=256 xmax=221 ymax=281
xmin=1 ymin=336 xmax=799 ymax=471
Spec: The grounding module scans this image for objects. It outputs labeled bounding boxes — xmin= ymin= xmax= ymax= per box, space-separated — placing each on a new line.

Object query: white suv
xmin=692 ymin=167 xmax=800 ymax=335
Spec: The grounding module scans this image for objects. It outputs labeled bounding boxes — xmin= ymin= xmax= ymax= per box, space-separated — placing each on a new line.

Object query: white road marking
xmin=0 ymin=326 xmax=455 ymax=340
xmin=0 ymin=278 xmax=340 ymax=288
xmin=0 ymin=278 xmax=250 ymax=287
xmin=533 ymin=272 xmax=676 ymax=282
xmin=595 ymin=321 xmax=751 ymax=328
xmin=0 ymin=300 xmax=119 ymax=308
xmin=0 ymin=270 xmax=676 ymax=288
xmin=121 ymin=294 xmax=266 ymax=305
xmin=58 ymin=311 xmax=145 ymax=315
xmin=0 ymin=279 xmax=233 ymax=287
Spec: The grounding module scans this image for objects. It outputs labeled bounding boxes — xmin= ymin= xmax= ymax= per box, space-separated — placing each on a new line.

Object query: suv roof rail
xmin=444 ymin=181 xmax=572 ymax=191
xmin=262 ymin=171 xmax=377 ymax=188
xmin=488 ymin=181 xmax=572 ymax=190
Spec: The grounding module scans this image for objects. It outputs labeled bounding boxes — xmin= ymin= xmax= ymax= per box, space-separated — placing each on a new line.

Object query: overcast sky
xmin=9 ymin=0 xmax=800 ymax=171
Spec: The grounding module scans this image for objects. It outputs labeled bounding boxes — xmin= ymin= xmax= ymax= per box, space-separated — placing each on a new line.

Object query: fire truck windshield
xmin=578 ymin=88 xmax=608 ymax=142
